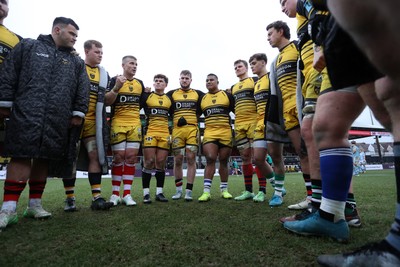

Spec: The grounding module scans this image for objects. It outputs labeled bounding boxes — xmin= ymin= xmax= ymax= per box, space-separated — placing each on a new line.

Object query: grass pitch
xmin=0 ymin=170 xmax=396 ymax=267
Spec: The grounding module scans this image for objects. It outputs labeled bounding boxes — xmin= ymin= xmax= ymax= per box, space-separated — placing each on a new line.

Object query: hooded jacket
xmin=0 ymin=34 xmax=90 ymax=159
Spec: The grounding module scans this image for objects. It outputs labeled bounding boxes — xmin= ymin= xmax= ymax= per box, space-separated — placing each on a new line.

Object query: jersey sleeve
xmin=166 ymin=89 xmax=176 ymax=115
xmin=140 ymin=92 xmax=151 ymax=109
xmin=196 ymin=90 xmax=205 ymax=117
xmin=107 ymin=76 xmax=117 ymax=92
xmin=227 ymin=92 xmax=235 ymax=113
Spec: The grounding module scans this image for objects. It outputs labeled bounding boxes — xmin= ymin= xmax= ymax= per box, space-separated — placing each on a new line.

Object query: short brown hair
xmin=180 ymin=70 xmax=192 ymax=78
xmin=154 ymin=74 xmax=169 ymax=84
xmin=234 ymin=59 xmax=248 ymax=68
xmin=249 ymin=53 xmax=268 ymax=64
xmin=84 ymin=40 xmax=102 ymax=50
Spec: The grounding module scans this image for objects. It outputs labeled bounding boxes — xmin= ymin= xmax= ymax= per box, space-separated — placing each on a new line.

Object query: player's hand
xmin=70 ymin=116 xmax=83 ymax=127
xmin=313 ymin=45 xmax=326 ymax=72
xmin=0 ymin=108 xmax=10 ymax=118
xmin=114 ymin=75 xmax=127 ymax=91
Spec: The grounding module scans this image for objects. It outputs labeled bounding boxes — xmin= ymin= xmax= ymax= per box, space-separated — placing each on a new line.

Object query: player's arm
xmin=105 ymin=76 xmax=118 ymax=106
xmin=196 ymin=90 xmax=205 ymax=118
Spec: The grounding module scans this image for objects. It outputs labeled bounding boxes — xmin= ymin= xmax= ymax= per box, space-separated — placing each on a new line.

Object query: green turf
xmin=0 ymin=170 xmax=396 ymax=267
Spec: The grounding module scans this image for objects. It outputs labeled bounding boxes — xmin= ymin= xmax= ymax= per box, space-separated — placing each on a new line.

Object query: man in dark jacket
xmin=0 ymin=17 xmax=89 ymax=231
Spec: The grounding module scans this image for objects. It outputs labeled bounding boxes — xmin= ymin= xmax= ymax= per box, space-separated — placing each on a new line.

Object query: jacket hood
xmin=37 ymin=34 xmax=74 ymax=52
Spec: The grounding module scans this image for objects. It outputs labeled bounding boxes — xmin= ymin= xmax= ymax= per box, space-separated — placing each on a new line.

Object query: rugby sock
xmin=88 ymin=172 xmax=102 ymax=199
xmin=143 ymin=188 xmax=150 ymax=196
xmin=175 ymin=178 xmax=183 ymax=191
xmin=274 ymin=173 xmax=285 ymax=196
xmin=220 ymin=182 xmax=228 ymax=192
xmin=156 ymin=187 xmax=163 ymax=195
xmin=29 ymin=198 xmax=43 ymax=208
xmin=1 ymin=180 xmax=26 ymax=212
xmin=319 ymin=147 xmax=353 ymax=222
xmin=320 ymin=197 xmax=346 ymax=223
xmin=266 ymin=171 xmax=275 ymax=183
xmin=311 ymin=179 xmax=322 ymax=209
xmin=386 ymin=142 xmax=400 ymax=251
xmin=269 ymin=174 xmax=276 ymax=188
xmin=142 ymin=168 xmax=152 ymax=191
xmin=255 ymin=166 xmax=262 ymax=178
xmin=186 ymin=183 xmax=193 ymax=191
xmin=242 ymin=164 xmax=254 ymax=192
xmin=303 ymin=173 xmax=312 ymax=200
xmin=255 ymin=166 xmax=266 ymax=194
xmin=1 ymin=201 xmax=17 ymax=212
xmin=111 ymin=162 xmax=123 ymax=196
xmin=63 ymin=178 xmax=76 ymax=198
xmin=155 ymin=169 xmax=166 ymax=189
xmin=28 ymin=180 xmax=46 ymax=207
xmin=122 ymin=163 xmax=135 ymax=197
xmin=204 ymin=178 xmax=212 ymax=193
xmin=345 ymin=192 xmax=357 ymax=214
xmin=28 ymin=180 xmax=46 ymax=199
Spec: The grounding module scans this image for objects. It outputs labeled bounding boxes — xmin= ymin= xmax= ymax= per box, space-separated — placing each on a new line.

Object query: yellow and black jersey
xmin=276 ymin=42 xmax=298 ymax=112
xmin=0 ymin=25 xmax=22 ymax=64
xmin=141 ymin=92 xmax=172 ymax=134
xmin=231 ymin=77 xmax=258 ymax=124
xmin=109 ymin=77 xmax=145 ymax=125
xmin=296 ymin=0 xmax=316 ymax=76
xmin=200 ymin=90 xmax=234 ymax=128
xmin=85 ymin=65 xmax=100 ymax=121
xmin=254 ymin=74 xmax=270 ymax=122
xmin=296 ymin=0 xmax=316 ymax=45
xmin=167 ymin=88 xmax=204 ymax=127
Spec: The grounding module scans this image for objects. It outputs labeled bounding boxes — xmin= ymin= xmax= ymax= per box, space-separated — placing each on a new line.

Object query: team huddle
xmin=0 ymin=15 xmax=307 ymax=224
xmin=1 ymin=0 xmax=400 ymax=265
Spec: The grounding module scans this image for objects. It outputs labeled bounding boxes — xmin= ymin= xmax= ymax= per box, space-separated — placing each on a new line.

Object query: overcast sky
xmin=4 ymin=0 xmax=392 ymax=143
xmin=6 ymin=0 xmax=297 ymax=91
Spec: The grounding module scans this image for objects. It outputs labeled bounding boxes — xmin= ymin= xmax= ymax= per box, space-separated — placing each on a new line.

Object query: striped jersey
xmin=167 ymin=88 xmax=204 ymax=127
xmin=254 ymin=74 xmax=270 ymax=123
xmin=109 ymin=77 xmax=145 ymax=125
xmin=231 ymin=77 xmax=258 ymax=125
xmin=200 ymin=90 xmax=234 ymax=128
xmin=275 ymin=42 xmax=298 ymax=112
xmin=141 ymin=92 xmax=172 ymax=134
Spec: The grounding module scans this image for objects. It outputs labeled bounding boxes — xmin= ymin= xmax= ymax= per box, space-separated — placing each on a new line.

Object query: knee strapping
xmin=85 ymin=140 xmax=97 ymax=153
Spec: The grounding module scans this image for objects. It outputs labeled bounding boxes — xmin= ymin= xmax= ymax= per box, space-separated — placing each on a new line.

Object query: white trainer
xmin=23 ymin=205 xmax=52 ymax=219
xmin=287 ymin=198 xmax=311 ymax=210
xmin=122 ymin=194 xmax=137 ymax=206
xmin=171 ymin=190 xmax=183 ymax=200
xmin=184 ymin=190 xmax=193 ymax=202
xmin=0 ymin=210 xmax=18 ymax=230
xmin=109 ymin=194 xmax=121 ymax=206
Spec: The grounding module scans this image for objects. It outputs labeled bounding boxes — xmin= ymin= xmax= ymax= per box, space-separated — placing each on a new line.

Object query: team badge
xmin=159 ymin=100 xmax=163 ymax=105
xmin=212 ymin=99 xmax=216 ymax=104
xmin=90 ymin=73 xmax=95 ymax=79
xmin=183 ymin=94 xmax=187 ymax=99
xmin=129 ymin=86 xmax=133 ymax=92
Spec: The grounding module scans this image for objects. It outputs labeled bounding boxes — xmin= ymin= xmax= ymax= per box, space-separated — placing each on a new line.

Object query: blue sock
xmin=320 ymin=147 xmax=353 ymax=201
xmin=386 ymin=142 xmax=400 ymax=251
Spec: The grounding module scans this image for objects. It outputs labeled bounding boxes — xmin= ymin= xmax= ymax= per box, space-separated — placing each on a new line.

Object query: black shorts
xmin=323 ymin=16 xmax=383 ymax=89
